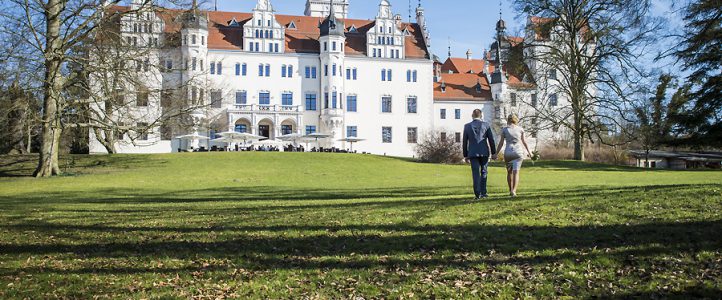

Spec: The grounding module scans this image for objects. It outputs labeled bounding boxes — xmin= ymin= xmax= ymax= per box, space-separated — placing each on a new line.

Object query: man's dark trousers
xmin=470 ymin=156 xmax=489 ymax=197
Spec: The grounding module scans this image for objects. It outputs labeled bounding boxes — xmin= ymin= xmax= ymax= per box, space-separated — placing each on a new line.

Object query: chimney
xmin=466 ymin=49 xmax=473 ymax=60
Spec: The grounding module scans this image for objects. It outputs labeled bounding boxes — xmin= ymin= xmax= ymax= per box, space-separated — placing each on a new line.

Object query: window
xmin=193 ymin=58 xmax=199 ymax=72
xmin=413 ymin=70 xmax=418 ymax=82
xmin=407 ymin=127 xmax=418 ymax=144
xmin=441 ymin=132 xmax=447 ymax=140
xmin=332 ymin=41 xmax=337 ymax=51
xmin=137 ymin=122 xmax=149 ymax=140
xmin=332 ymin=92 xmax=338 ymax=108
xmin=347 ymin=95 xmax=357 ymax=112
xmin=136 ymin=89 xmax=149 ymax=107
xmin=387 ymin=69 xmax=392 ymax=81
xmin=347 ymin=126 xmax=357 ymax=138
xmin=332 ymin=64 xmax=337 ymax=76
xmin=353 ymin=68 xmax=357 ymax=80
xmin=311 ymin=66 xmax=317 ymax=78
xmin=191 ymin=34 xmax=196 ymax=44
xmin=259 ymin=92 xmax=270 ymax=105
xmin=305 ymin=94 xmax=317 ymax=111
xmin=143 ymin=59 xmax=149 ymax=72
xmin=550 ymin=93 xmax=558 ymax=106
xmin=306 ymin=125 xmax=317 ymax=135
xmin=287 ymin=65 xmax=293 ymax=77
xmin=382 ymin=127 xmax=393 ymax=143
xmin=407 ymin=70 xmax=412 ymax=82
xmin=165 ymin=59 xmax=173 ymax=72
xmin=548 ymin=69 xmax=557 ymax=80
xmin=258 ymin=64 xmax=264 ymax=76
xmin=282 ymin=65 xmax=287 ymax=77
xmin=381 ymin=69 xmax=386 ymax=81
xmin=282 ymin=92 xmax=293 ymax=106
xmin=201 ymin=36 xmax=205 ymax=45
xmin=454 ymin=132 xmax=462 ymax=143
xmin=440 ymin=109 xmax=447 ymax=119
xmin=346 ymin=68 xmax=351 ymax=80
xmin=407 ymin=97 xmax=417 ymax=113
xmin=209 ymin=61 xmax=214 ymax=74
xmin=324 ymin=92 xmax=329 ymax=109
xmin=511 ymin=93 xmax=517 ymax=107
xmin=265 ymin=64 xmax=270 ymax=77
xmin=211 ymin=90 xmax=222 ymax=108
xmin=235 ymin=124 xmax=248 ymax=133
xmin=381 ymin=96 xmax=392 ymax=113
xmin=161 ymin=124 xmax=173 ymax=141
xmin=216 ymin=62 xmax=222 ymax=75
xmin=242 ymin=63 xmax=247 ymax=76
xmin=235 ymin=63 xmax=241 ymax=76
xmin=161 ymin=90 xmax=172 ymax=108
xmin=455 ymin=109 xmax=461 ymax=120
xmin=235 ymin=91 xmax=247 ymax=105
xmin=324 ymin=42 xmax=328 ymax=52
xmin=305 ymin=66 xmax=311 ymax=78
xmin=281 ymin=125 xmax=293 ymax=135
xmin=324 ymin=64 xmax=329 ymax=76
xmin=531 ymin=94 xmax=538 ymax=108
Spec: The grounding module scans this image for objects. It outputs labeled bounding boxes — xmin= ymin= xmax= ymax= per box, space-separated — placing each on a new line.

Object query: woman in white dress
xmin=495 ymin=114 xmax=532 ymax=197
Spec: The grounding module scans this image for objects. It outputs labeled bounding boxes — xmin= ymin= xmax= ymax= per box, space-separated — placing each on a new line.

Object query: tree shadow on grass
xmin=1 ymin=184 xmax=720 ymax=270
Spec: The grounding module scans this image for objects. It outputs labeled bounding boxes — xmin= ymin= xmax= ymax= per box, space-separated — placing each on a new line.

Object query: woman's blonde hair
xmin=507 ymin=114 xmax=519 ymax=125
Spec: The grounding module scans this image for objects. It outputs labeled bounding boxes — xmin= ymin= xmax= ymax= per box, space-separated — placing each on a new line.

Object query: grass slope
xmin=0 ymin=153 xmax=720 ymax=299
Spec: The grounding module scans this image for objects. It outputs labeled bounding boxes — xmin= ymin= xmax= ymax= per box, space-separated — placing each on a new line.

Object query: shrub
xmin=415 ymin=131 xmax=464 ymax=164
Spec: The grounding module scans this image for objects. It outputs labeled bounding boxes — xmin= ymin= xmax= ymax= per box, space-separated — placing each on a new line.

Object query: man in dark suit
xmin=463 ymin=109 xmax=497 ymax=200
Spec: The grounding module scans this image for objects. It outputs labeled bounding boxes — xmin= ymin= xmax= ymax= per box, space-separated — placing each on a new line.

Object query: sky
xmin=205 ymin=0 xmax=682 ymax=66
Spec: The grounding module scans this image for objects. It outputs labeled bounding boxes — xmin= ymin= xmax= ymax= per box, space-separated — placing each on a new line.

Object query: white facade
xmin=90 ymin=0 xmax=435 ymax=157
xmin=90 ymin=1 xmax=591 ymax=157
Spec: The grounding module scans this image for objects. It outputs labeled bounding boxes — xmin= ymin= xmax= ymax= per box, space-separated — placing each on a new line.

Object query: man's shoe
xmin=479 ymin=194 xmax=489 ymax=199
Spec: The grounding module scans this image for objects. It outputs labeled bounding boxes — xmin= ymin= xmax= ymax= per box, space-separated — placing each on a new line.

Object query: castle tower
xmin=305 ymin=0 xmax=349 ymax=18
xmin=319 ymin=0 xmax=346 ymax=148
xmin=180 ymin=0 xmax=208 ymax=105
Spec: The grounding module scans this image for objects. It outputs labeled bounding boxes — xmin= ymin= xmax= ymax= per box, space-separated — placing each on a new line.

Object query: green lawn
xmin=0 ymin=153 xmax=720 ymax=299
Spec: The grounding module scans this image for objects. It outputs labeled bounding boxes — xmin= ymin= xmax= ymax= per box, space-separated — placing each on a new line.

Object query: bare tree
xmin=513 ymin=0 xmax=663 ymax=161
xmin=0 ymin=0 xmax=207 ymax=175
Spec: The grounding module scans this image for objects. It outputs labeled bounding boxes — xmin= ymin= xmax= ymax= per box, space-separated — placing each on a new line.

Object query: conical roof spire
xmin=320 ymin=0 xmax=345 ymax=37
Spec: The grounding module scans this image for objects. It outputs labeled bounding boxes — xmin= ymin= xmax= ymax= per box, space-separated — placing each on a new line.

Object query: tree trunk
xmin=34 ymin=0 xmax=65 ymax=177
xmin=93 ymin=127 xmax=117 ymax=154
xmin=573 ymin=107 xmax=585 ymax=161
xmin=26 ymin=123 xmax=32 ymax=153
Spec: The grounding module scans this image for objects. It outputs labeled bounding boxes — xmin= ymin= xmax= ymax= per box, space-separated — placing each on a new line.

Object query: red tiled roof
xmin=439 ymin=56 xmax=536 ymax=91
xmin=434 ymin=73 xmax=492 ymax=101
xmin=441 ymin=57 xmax=486 ymax=74
xmin=528 ymin=16 xmax=555 ymax=41
xmin=110 ymin=6 xmax=430 ymax=59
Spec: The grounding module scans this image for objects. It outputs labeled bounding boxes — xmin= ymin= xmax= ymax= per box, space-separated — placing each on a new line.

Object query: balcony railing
xmin=231 ymin=104 xmax=302 ymax=113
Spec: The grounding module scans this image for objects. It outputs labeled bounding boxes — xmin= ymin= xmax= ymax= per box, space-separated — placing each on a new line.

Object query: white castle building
xmin=90 ymin=0 xmax=583 ymax=157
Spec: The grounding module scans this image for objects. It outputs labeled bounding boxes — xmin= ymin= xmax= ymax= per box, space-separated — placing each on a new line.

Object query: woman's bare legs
xmin=506 ymin=166 xmax=513 ymax=195
xmin=511 ymin=170 xmax=520 ymax=196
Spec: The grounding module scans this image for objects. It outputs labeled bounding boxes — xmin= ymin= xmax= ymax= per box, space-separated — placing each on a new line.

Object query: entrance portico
xmin=227 ymin=104 xmax=304 ymax=139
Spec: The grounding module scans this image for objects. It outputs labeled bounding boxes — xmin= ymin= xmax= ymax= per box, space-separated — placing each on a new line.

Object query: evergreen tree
xmin=674 ymin=0 xmax=722 ymax=147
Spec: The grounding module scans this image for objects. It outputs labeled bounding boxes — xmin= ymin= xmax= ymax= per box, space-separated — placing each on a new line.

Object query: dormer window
xmin=440 ymin=82 xmax=446 ymax=93
xmin=287 ymin=21 xmax=297 ymax=29
xmin=229 ymin=18 xmax=239 ymax=27
xmin=349 ymin=25 xmax=357 ymax=33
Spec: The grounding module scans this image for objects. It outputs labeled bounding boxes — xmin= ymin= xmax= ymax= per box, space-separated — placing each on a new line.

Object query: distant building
xmin=433 ymin=15 xmax=591 ymax=149
xmin=629 ymin=150 xmax=722 ymax=169
xmin=90 ymin=0 xmax=590 ymax=156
